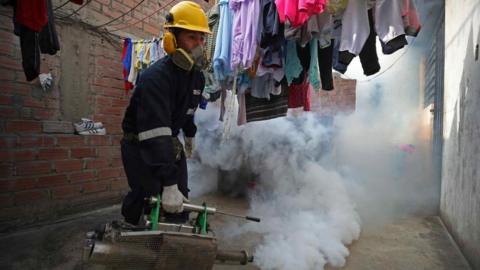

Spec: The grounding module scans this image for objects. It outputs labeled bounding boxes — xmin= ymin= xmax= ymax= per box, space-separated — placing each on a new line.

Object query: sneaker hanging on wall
xmin=74 ymin=118 xmax=106 ymax=135
xmin=78 ymin=127 xmax=106 ymax=136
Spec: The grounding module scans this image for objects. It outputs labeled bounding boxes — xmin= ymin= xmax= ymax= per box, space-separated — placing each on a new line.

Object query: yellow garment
xmin=134 ymin=42 xmax=144 ymax=69
xmin=326 ymin=0 xmax=348 ymax=16
xmin=142 ymin=41 xmax=151 ymax=67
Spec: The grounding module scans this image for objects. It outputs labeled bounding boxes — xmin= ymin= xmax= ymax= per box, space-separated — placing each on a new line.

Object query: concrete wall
xmin=442 ymin=1 xmax=480 ymax=269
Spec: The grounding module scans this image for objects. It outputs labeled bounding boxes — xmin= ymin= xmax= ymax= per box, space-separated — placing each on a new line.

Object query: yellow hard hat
xmin=164 ymin=1 xmax=211 ymax=34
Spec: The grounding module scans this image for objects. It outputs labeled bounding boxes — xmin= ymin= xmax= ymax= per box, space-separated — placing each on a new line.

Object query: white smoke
xmin=185 ymin=2 xmax=442 ymax=268
xmin=189 ymin=109 xmax=362 ymax=269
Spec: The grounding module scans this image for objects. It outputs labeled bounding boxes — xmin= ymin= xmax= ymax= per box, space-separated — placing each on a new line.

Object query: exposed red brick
xmin=5 ymin=120 xmax=42 ymax=133
xmin=111 ymin=158 xmax=123 ymax=167
xmin=37 ymin=174 xmax=68 ymax=188
xmin=97 ymin=147 xmax=120 ymax=158
xmin=0 ymin=95 xmax=12 ymax=105
xmin=82 ymin=180 xmax=109 ymax=193
xmin=14 ymin=150 xmax=36 ymax=161
xmin=96 ymin=96 xmax=112 ymax=106
xmin=0 ymin=194 xmax=13 ymax=207
xmin=111 ymin=179 xmax=128 ymax=191
xmin=111 ymin=98 xmax=128 ymax=107
xmin=0 ymin=164 xmax=13 ymax=177
xmin=1 ymin=81 xmax=31 ymax=95
xmin=98 ymin=167 xmax=121 ymax=179
xmin=16 ymin=161 xmax=51 ymax=176
xmin=38 ymin=148 xmax=69 ymax=160
xmin=71 ymin=148 xmax=97 ymax=158
xmin=0 ymin=177 xmax=36 ymax=192
xmin=0 ymin=136 xmax=16 ymax=148
xmin=55 ymin=160 xmax=84 ymax=173
xmin=57 ymin=136 xmax=85 ymax=146
xmin=0 ymin=55 xmax=22 ymax=70
xmin=14 ymin=190 xmax=48 ymax=205
xmin=0 ymin=107 xmax=17 ymax=118
xmin=51 ymin=184 xmax=82 ymax=199
xmin=23 ymin=96 xmax=45 ymax=108
xmin=96 ymin=106 xmax=124 ymax=116
xmin=85 ymin=159 xmax=109 ymax=169
xmin=69 ymin=171 xmax=96 ymax=183
xmin=87 ymin=135 xmax=111 ymax=146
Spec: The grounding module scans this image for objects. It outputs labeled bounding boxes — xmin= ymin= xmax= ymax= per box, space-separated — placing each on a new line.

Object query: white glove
xmin=161 ymin=184 xmax=189 ymax=213
xmin=184 ymin=136 xmax=195 ymax=159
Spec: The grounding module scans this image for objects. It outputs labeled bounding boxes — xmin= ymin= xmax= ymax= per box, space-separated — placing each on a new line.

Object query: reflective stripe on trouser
xmin=120 ymin=140 xmax=189 ymax=225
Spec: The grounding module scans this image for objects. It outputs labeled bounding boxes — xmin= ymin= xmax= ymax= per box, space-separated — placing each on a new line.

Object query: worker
xmin=120 ymin=1 xmax=211 ymax=225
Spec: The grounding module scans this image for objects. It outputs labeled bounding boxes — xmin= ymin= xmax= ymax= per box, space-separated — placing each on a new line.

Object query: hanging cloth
xmin=402 ymin=0 xmax=421 ymax=36
xmin=284 ymin=40 xmax=303 ymax=86
xmin=15 ymin=0 xmax=48 ymax=32
xmin=230 ymin=0 xmax=261 ymax=70
xmin=213 ymin=0 xmax=233 ymax=81
xmin=121 ymin=38 xmax=134 ymax=92
xmin=308 ymin=38 xmax=320 ymax=91
xmin=39 ymin=0 xmax=60 ymax=55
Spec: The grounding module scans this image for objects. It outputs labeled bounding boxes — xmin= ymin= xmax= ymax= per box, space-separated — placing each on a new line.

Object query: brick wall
xmin=0 ymin=0 xmax=210 ymax=232
xmin=0 ymin=0 xmax=352 ymax=232
xmin=310 ymin=75 xmax=357 ymax=116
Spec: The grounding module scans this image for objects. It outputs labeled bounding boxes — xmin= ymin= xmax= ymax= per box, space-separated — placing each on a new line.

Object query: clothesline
xmin=119 ymin=0 xmax=422 ymax=126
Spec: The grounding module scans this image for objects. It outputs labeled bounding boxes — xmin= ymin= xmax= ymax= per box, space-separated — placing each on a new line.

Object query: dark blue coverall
xmin=120 ymin=55 xmax=204 ymax=225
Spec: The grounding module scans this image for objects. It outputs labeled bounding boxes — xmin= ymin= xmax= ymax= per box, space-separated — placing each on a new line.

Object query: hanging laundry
xmin=284 ymin=40 xmax=303 ymax=85
xmin=275 ymin=0 xmax=327 ymax=28
xmin=308 ymin=38 xmax=320 ymax=91
xmin=337 ymin=7 xmax=380 ymax=75
xmin=288 ymin=72 xmax=311 ymax=111
xmin=402 ymin=0 xmax=421 ymax=37
xmin=245 ymin=80 xmax=289 ymax=123
xmin=9 ymin=0 xmax=60 ymax=81
xmin=326 ymin=0 xmax=348 ymax=16
xmin=358 ymin=9 xmax=380 ymax=75
xmin=259 ymin=0 xmax=285 ymax=64
xmin=15 ymin=0 xmax=48 ymax=32
xmin=122 ymin=38 xmax=134 ymax=92
xmin=318 ymin=39 xmax=334 ymax=90
xmin=338 ymin=0 xmax=369 ymax=58
xmin=141 ymin=41 xmax=151 ymax=67
xmin=230 ymin=0 xmax=261 ymax=70
xmin=213 ymin=0 xmax=233 ymax=81
xmin=375 ymin=0 xmax=407 ymax=55
xmin=39 ymin=0 xmax=60 ymax=55
xmin=205 ymin=3 xmax=220 ymax=71
xmin=203 ymin=4 xmax=222 ymax=101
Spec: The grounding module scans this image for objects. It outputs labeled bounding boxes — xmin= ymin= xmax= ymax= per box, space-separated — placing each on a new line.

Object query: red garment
xmin=70 ymin=0 xmax=84 ymax=4
xmin=276 ymin=0 xmax=326 ymax=28
xmin=15 ymin=0 xmax=48 ymax=32
xmin=121 ymin=39 xmax=134 ymax=92
xmin=288 ymin=77 xmax=311 ymax=111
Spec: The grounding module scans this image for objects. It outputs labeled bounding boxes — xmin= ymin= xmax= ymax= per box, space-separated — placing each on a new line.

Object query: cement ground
xmin=0 ymin=193 xmax=471 ymax=270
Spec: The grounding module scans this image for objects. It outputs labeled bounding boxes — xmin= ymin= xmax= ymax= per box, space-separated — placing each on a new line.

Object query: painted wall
xmin=442 ymin=1 xmax=480 ymax=269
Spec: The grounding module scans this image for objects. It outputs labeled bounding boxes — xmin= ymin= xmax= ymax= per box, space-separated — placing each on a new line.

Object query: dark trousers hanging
xmin=318 ymin=40 xmax=334 ymax=90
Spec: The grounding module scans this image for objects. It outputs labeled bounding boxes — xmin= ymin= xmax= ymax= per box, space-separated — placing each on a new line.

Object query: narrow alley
xmin=0 ymin=0 xmax=479 ymax=270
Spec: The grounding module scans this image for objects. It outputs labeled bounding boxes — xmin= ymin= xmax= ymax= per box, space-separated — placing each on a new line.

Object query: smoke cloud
xmin=186 ymin=2 xmax=442 ymax=268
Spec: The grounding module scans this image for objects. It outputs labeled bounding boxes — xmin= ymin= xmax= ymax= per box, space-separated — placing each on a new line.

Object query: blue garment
xmin=150 ymin=40 xmax=157 ymax=65
xmin=284 ymin=40 xmax=302 ymax=86
xmin=309 ymin=38 xmax=320 ymax=91
xmin=213 ymin=0 xmax=233 ymax=81
xmin=122 ymin=38 xmax=133 ymax=80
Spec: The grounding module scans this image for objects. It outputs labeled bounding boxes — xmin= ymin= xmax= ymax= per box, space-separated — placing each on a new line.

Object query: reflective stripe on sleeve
xmin=138 ymin=127 xmax=172 ymax=141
